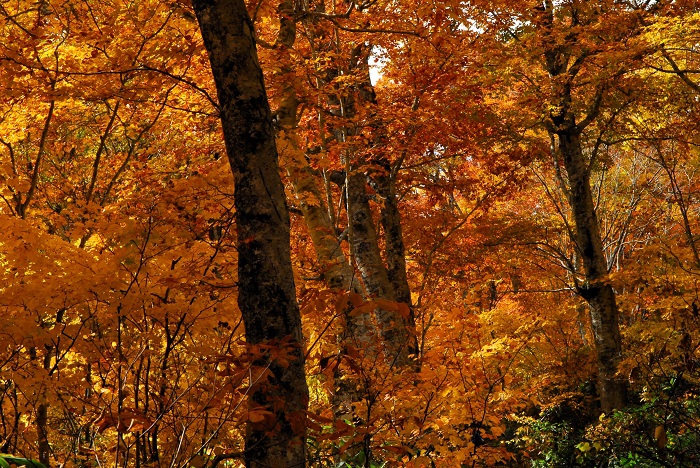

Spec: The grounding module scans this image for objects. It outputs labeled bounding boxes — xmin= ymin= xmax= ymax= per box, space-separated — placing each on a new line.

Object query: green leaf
xmin=0 ymin=456 xmax=48 ymax=468
xmin=576 ymin=442 xmax=591 ymax=452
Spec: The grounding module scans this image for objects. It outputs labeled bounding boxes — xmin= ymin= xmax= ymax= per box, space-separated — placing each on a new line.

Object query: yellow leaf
xmin=576 ymin=442 xmax=591 ymax=452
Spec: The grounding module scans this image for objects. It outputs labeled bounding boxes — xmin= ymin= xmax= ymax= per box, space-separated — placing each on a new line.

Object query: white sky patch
xmin=369 ymin=45 xmax=389 ymax=86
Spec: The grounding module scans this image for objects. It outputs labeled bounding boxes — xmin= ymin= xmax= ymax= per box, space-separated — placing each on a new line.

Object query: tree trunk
xmin=191 ymin=1 xmax=309 ymax=466
xmin=336 ymin=44 xmax=416 ymax=367
xmin=270 ymin=0 xmax=375 ymax=353
xmin=557 ymin=130 xmax=628 ymax=412
xmin=346 ymin=169 xmax=412 ymax=366
xmin=539 ymin=0 xmax=628 ymax=414
xmin=36 ymin=402 xmax=49 ymax=466
xmin=374 ymin=166 xmax=419 ymax=360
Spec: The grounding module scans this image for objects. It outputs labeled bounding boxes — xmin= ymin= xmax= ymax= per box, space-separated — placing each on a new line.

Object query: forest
xmin=1 ymin=0 xmax=700 ymax=466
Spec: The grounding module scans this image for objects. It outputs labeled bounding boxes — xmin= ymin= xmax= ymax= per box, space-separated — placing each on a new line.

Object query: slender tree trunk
xmin=192 ymin=1 xmax=309 ymax=466
xmin=37 ymin=374 xmax=50 ymax=466
xmin=36 ymin=403 xmax=49 ymax=466
xmin=271 ymin=0 xmax=355 ymax=296
xmin=557 ymin=130 xmax=628 ymax=412
xmin=336 ymin=44 xmax=416 ymax=367
xmin=374 ymin=166 xmax=419 ymax=360
xmin=346 ymin=169 xmax=412 ymax=366
xmin=378 ymin=174 xmax=411 ymax=306
xmin=654 ymin=149 xmax=700 ymax=267
xmin=290 ymin=164 xmax=353 ymax=288
xmin=29 ymin=345 xmax=51 ymax=466
xmin=270 ymin=0 xmax=375 ymax=354
xmin=539 ymin=0 xmax=628 ymax=414
xmin=345 ymin=171 xmax=392 ymax=303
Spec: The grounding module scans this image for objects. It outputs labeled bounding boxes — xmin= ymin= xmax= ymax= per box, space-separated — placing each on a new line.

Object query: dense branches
xmin=2 ymin=0 xmax=700 ymax=467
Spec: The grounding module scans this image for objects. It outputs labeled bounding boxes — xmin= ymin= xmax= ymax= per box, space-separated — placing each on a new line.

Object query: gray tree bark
xmin=337 ymin=45 xmax=416 ymax=367
xmin=373 ymin=163 xmax=419 ymax=360
xmin=346 ymin=168 xmax=413 ymax=366
xmin=270 ymin=0 xmax=375 ymax=350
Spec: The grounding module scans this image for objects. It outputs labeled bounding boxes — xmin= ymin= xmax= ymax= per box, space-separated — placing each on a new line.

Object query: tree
xmin=4 ymin=0 xmax=700 ymax=466
xmin=191 ymin=0 xmax=308 ymax=466
xmin=474 ymin=0 xmax=659 ymax=412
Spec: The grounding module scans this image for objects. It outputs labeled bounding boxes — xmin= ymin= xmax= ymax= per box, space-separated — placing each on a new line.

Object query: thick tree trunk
xmin=191 ymin=1 xmax=308 ymax=466
xmin=558 ymin=130 xmax=628 ymax=412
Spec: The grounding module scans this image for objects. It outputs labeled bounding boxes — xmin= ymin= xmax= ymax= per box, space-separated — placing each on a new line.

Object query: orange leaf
xmin=349 ymin=301 xmax=377 ymax=316
xmin=249 ymin=410 xmax=267 ymax=423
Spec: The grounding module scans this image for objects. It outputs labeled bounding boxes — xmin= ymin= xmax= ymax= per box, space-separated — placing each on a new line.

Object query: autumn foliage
xmin=2 ymin=0 xmax=700 ymax=467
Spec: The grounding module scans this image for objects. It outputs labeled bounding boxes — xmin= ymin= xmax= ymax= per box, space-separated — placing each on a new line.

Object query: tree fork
xmin=539 ymin=0 xmax=628 ymax=414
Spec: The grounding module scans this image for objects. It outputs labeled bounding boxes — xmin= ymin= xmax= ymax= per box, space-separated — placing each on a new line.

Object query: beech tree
xmin=474 ymin=0 xmax=659 ymax=413
xmin=191 ymin=0 xmax=308 ymax=466
xmin=533 ymin=0 xmax=632 ymax=412
xmin=4 ymin=0 xmax=700 ymax=467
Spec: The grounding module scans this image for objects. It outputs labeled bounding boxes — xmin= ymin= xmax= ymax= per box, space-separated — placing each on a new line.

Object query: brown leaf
xmin=654 ymin=425 xmax=667 ymax=448
xmin=348 ymin=291 xmax=364 ymax=307
xmin=349 ymin=301 xmax=377 ymax=316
